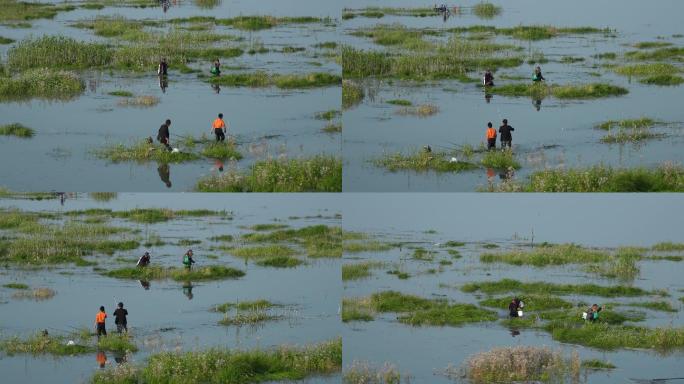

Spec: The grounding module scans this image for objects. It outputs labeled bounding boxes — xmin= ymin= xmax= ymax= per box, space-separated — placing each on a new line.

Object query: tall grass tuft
xmin=472 ymin=2 xmax=502 ymax=19
xmin=0 ymin=123 xmax=34 ymax=137
xmin=0 ymin=68 xmax=84 ymax=101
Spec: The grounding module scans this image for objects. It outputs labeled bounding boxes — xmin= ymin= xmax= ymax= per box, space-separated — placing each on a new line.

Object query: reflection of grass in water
xmin=472 ymin=2 xmax=502 ymax=19
xmin=343 ymin=80 xmax=364 ymax=109
xmin=342 ymin=261 xmax=384 ymax=281
xmin=461 ymin=346 xmax=580 ymax=384
xmin=480 ymin=294 xmax=572 ymax=311
xmin=0 ymin=0 xmax=75 ymax=23
xmin=227 ymin=245 xmax=297 ymax=259
xmin=489 ymin=82 xmax=628 ymax=99
xmin=91 ymin=338 xmax=342 ymax=383
xmin=117 ymin=95 xmax=159 ymax=108
xmin=374 ymin=150 xmax=478 ymax=173
xmin=462 ymin=278 xmax=655 ymax=297
xmin=343 ymin=361 xmax=403 ymax=383
xmin=342 ymin=297 xmax=376 ymax=322
xmin=582 ymin=359 xmax=616 ymax=369
xmin=652 ymin=242 xmax=684 ymax=251
xmin=255 ymin=256 xmax=304 ymax=268
xmin=104 ymin=265 xmax=245 ymax=281
xmin=395 ymin=104 xmax=439 ymax=117
xmin=209 ymin=71 xmax=341 ymax=89
xmin=0 ymin=123 xmax=34 ymax=138
xmin=196 ymin=156 xmax=342 ymax=192
xmin=0 ymin=68 xmax=84 ymax=101
xmin=495 ymin=164 xmax=684 ymax=192
xmin=11 ymin=287 xmax=56 ymax=300
xmin=545 ymin=321 xmax=684 ymax=351
xmin=480 ymin=150 xmax=520 ymax=169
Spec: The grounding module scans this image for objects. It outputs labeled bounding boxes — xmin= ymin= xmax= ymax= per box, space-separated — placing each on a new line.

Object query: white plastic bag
xmin=582 ymin=312 xmax=588 ymax=320
xmin=517 ymin=310 xmax=523 ymax=317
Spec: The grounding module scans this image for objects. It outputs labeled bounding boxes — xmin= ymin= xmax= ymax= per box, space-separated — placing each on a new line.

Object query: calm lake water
xmin=0 ymin=193 xmax=342 ymax=383
xmin=342 ymin=0 xmax=684 ymax=191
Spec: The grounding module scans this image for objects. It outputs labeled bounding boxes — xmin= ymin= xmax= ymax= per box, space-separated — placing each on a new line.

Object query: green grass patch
xmin=107 ymin=90 xmax=134 ymax=97
xmin=481 ymin=150 xmax=520 ymax=169
xmin=0 ymin=36 xmax=14 ymax=44
xmin=634 ymin=41 xmax=673 ymax=49
xmin=104 ymin=265 xmax=245 ymax=281
xmin=0 ymin=68 xmax=84 ymax=102
xmin=94 ymin=141 xmax=201 ymax=164
xmin=218 ymin=309 xmax=282 ymax=326
xmin=612 ymin=63 xmax=680 ymax=79
xmin=227 ymin=245 xmax=296 ymax=259
xmin=7 ymin=36 xmax=111 ymax=70
xmin=462 ymin=278 xmax=654 ymax=297
xmin=0 ymin=0 xmax=75 ymax=23
xmin=0 ymin=332 xmax=135 ymax=356
xmin=196 ymin=155 xmax=342 ymax=192
xmin=472 ymin=2 xmax=501 ymax=19
xmin=395 ymin=104 xmax=439 ymax=117
xmin=209 ymin=234 xmax=234 ymax=242
xmin=212 ymin=299 xmax=275 ymax=313
xmin=344 ymin=241 xmax=393 ymax=253
xmin=343 ymin=80 xmax=364 ymax=109
xmin=249 ymin=224 xmax=289 ymax=231
xmin=640 ymin=74 xmax=684 ymax=86
xmin=314 ymin=109 xmax=341 ymax=120
xmin=342 ymin=297 xmax=375 ymax=322
xmin=490 ymin=82 xmax=628 ymax=99
xmin=322 ymin=122 xmax=342 ymax=133
xmin=625 ymin=47 xmax=684 ymax=61
xmin=374 ymin=150 xmax=478 ymax=173
xmin=499 ymin=164 xmax=684 ymax=192
xmin=91 ymin=338 xmax=341 ymax=383
xmin=648 ymin=255 xmax=683 ymax=261
xmin=596 ymin=117 xmax=657 ymax=130
xmin=443 ymin=241 xmax=466 ymax=247
xmin=545 ymin=321 xmax=684 ymax=351
xmin=652 ymin=242 xmax=684 ymax=251
xmin=581 ymin=359 xmax=616 ymax=369
xmin=600 ymin=129 xmax=665 ymax=144
xmin=342 ymin=261 xmax=384 ymax=281
xmin=626 ymin=301 xmax=677 ymax=312
xmin=480 ymin=244 xmax=611 ymax=266
xmin=200 ymin=142 xmax=243 ymax=160
xmin=255 ymin=256 xmax=304 ymax=268
xmin=209 ymin=71 xmax=340 ymax=89
xmin=2 ymin=283 xmax=29 ymax=289
xmin=0 ymin=123 xmax=34 ymax=138
xmin=386 ymin=99 xmax=412 ymax=106
xmin=480 ymin=294 xmax=573 ymax=311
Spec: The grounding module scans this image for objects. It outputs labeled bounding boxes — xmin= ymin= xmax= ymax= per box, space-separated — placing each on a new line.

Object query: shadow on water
xmin=182 ymin=281 xmax=194 ymax=300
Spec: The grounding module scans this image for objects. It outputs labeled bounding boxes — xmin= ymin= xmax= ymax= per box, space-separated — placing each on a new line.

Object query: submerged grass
xmin=498 ymin=163 xmax=684 ymax=192
xmin=395 ymin=104 xmax=439 ymax=117
xmin=462 ymin=278 xmax=654 ymax=297
xmin=212 ymin=299 xmax=275 ymax=313
xmin=255 ymin=256 xmax=304 ymax=268
xmin=0 ymin=123 xmax=34 ymax=138
xmin=343 ymin=361 xmax=404 ymax=384
xmin=342 ymin=80 xmax=364 ymax=109
xmin=463 ymin=346 xmax=580 ymax=384
xmin=11 ymin=287 xmax=56 ymax=301
xmin=195 ymin=155 xmax=342 ymax=192
xmin=117 ymin=95 xmax=159 ymax=108
xmin=342 ymin=297 xmax=375 ymax=322
xmin=104 ymin=265 xmax=245 ymax=281
xmin=490 ymin=82 xmax=628 ymax=99
xmin=374 ymin=150 xmax=478 ymax=173
xmin=91 ymin=338 xmax=341 ymax=383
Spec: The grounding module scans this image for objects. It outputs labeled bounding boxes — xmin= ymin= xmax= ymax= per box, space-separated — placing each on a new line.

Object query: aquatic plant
xmin=462 ymin=346 xmax=580 ymax=383
xmin=395 ymin=104 xmax=439 ymax=117
xmin=200 ymin=142 xmax=243 ymax=160
xmin=117 ymin=95 xmax=160 ymax=108
xmin=7 ymin=36 xmax=112 ymax=70
xmin=0 ymin=123 xmax=34 ymax=138
xmin=249 ymin=224 xmax=289 ymax=231
xmin=255 ymin=256 xmax=304 ymax=267
xmin=489 ymin=82 xmax=628 ymax=99
xmin=374 ymin=150 xmax=478 ymax=173
xmin=342 ymin=80 xmax=364 ymax=109
xmin=626 ymin=301 xmax=677 ymax=312
xmin=0 ymin=68 xmax=84 ymax=101
xmin=633 ymin=41 xmax=673 ymax=49
xmin=227 ymin=245 xmax=297 ymax=259
xmin=0 ymin=36 xmax=14 ymax=44
xmin=612 ymin=63 xmax=679 ymax=77
xmin=209 ymin=71 xmax=341 ymax=89
xmin=94 ymin=141 xmax=201 ymax=164
xmin=344 ymin=241 xmax=393 ymax=253
xmin=104 ymin=265 xmax=245 ymax=281
xmin=342 ymin=297 xmax=375 ymax=322
xmin=398 ymin=303 xmax=497 ymax=326
xmin=195 ymin=155 xmax=342 ymax=192
xmin=107 ymin=90 xmax=134 ymax=97
xmin=624 ymin=47 xmax=684 ymax=61
xmin=479 ymin=294 xmax=572 ymax=311
xmin=545 ymin=321 xmax=684 ymax=351
xmin=322 ymin=122 xmax=342 ymax=133
xmin=343 ymin=361 xmax=404 ymax=384
xmin=315 ymin=110 xmax=342 ymax=120
xmin=480 ymin=150 xmax=520 ymax=169
xmin=472 ymin=2 xmax=501 ymax=19
xmin=0 ymin=0 xmax=76 ymax=22
xmin=11 ymin=287 xmax=56 ymax=300
xmin=496 ymin=163 xmax=684 ymax=192
xmin=652 ymin=242 xmax=684 ymax=251
xmin=462 ymin=278 xmax=654 ymax=297
xmin=386 ymin=99 xmax=412 ymax=106
xmin=342 ymin=261 xmax=384 ymax=281
xmin=96 ymin=333 xmax=138 ymax=353
xmin=218 ymin=308 xmax=282 ymax=326
xmin=91 ymin=338 xmax=342 ymax=383
xmin=640 ymin=74 xmax=684 ymax=86
xmin=581 ymin=360 xmax=616 ymax=369
xmin=596 ymin=117 xmax=657 ymax=130
xmin=2 ymin=283 xmax=29 ymax=289
xmin=480 ymin=244 xmax=614 ymax=266
xmin=212 ymin=299 xmax=275 ymax=313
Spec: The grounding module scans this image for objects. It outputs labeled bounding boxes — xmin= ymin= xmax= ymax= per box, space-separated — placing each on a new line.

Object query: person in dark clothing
xmin=95 ymin=306 xmax=107 ymax=339
xmin=157 ymin=119 xmax=171 ymax=151
xmin=508 ymin=298 xmax=520 ymax=318
xmin=486 ymin=122 xmax=497 ymax=150
xmin=533 ymin=66 xmax=545 ymax=82
xmin=499 ymin=119 xmax=514 ymax=149
xmin=113 ymin=302 xmax=128 ymax=333
xmin=158 ymin=58 xmax=168 ymax=76
xmin=157 ymin=163 xmax=171 ymax=188
xmin=483 ymin=69 xmax=494 ymax=87
xmin=137 ymin=251 xmax=151 ymax=267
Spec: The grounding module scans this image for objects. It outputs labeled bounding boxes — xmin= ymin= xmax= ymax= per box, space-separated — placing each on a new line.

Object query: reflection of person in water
xmin=211 ymin=83 xmax=221 ymax=94
xmin=213 ymin=159 xmax=224 ymax=172
xmin=139 ymin=280 xmax=150 ymax=290
xmin=182 ymin=281 xmax=194 ymax=300
xmin=159 ymin=75 xmax=168 ymax=93
xmin=114 ymin=352 xmax=127 ymax=365
xmin=486 ymin=168 xmax=495 ymax=180
xmin=96 ymin=350 xmax=107 ymax=368
xmin=157 ymin=163 xmax=171 ymax=188
xmin=533 ymin=98 xmax=542 ymax=111
xmin=485 ymin=93 xmax=492 ymax=104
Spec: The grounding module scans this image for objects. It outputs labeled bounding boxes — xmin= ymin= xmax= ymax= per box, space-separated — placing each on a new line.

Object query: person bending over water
xmin=483 ymin=69 xmax=494 ymax=86
xmin=533 ymin=66 xmax=545 ymax=82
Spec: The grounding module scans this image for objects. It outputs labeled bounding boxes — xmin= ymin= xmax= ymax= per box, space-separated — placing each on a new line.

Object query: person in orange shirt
xmin=95 ymin=306 xmax=107 ymax=339
xmin=211 ymin=113 xmax=227 ymax=142
xmin=485 ymin=122 xmax=497 ymax=150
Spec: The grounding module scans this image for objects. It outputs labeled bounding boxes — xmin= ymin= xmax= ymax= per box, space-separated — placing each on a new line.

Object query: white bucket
xmin=582 ymin=312 xmax=588 ymax=320
xmin=517 ymin=310 xmax=523 ymax=317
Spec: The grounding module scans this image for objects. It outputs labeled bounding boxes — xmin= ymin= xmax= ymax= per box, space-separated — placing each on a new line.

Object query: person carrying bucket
xmin=183 ymin=249 xmax=196 ymax=269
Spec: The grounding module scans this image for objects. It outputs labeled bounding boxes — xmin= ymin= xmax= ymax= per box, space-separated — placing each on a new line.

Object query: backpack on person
xmin=183 ymin=254 xmax=191 ymax=266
